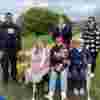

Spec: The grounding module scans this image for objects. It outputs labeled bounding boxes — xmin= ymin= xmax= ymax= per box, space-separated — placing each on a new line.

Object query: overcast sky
xmin=0 ymin=0 xmax=100 ymax=20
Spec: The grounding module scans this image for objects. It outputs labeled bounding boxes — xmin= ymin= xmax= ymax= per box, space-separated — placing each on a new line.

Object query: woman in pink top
xmin=25 ymin=40 xmax=50 ymax=100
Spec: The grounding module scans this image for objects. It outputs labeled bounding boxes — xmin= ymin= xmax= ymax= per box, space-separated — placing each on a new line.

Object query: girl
xmin=16 ymin=49 xmax=31 ymax=83
xmin=45 ymin=36 xmax=71 ymax=100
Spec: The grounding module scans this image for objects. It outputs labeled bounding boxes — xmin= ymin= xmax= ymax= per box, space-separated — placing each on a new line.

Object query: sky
xmin=0 ymin=0 xmax=100 ymax=21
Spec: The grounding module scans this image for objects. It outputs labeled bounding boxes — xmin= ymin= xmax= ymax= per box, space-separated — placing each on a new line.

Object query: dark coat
xmin=0 ymin=22 xmax=21 ymax=52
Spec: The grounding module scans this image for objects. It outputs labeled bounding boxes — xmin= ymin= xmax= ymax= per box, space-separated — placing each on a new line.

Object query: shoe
xmin=32 ymin=97 xmax=35 ymax=100
xmin=45 ymin=94 xmax=53 ymax=100
xmin=73 ymin=88 xmax=79 ymax=96
xmin=80 ymin=88 xmax=85 ymax=96
xmin=61 ymin=92 xmax=67 ymax=100
xmin=88 ymin=97 xmax=91 ymax=100
xmin=90 ymin=73 xmax=95 ymax=78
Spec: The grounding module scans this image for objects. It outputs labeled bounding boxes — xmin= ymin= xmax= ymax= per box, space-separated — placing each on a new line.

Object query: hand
xmin=56 ymin=64 xmax=63 ymax=72
xmin=63 ymin=60 xmax=71 ymax=65
xmin=55 ymin=52 xmax=61 ymax=57
xmin=51 ymin=67 xmax=55 ymax=71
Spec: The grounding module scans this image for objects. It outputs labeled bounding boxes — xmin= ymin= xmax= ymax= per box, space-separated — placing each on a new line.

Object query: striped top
xmin=80 ymin=26 xmax=100 ymax=52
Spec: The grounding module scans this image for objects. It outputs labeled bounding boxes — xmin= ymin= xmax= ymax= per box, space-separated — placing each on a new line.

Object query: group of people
xmin=44 ymin=16 xmax=100 ymax=100
xmin=0 ymin=12 xmax=100 ymax=100
xmin=26 ymin=16 xmax=100 ymax=100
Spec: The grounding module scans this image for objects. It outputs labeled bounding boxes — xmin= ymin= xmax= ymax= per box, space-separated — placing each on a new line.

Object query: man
xmin=80 ymin=16 xmax=100 ymax=78
xmin=1 ymin=12 xmax=21 ymax=83
xmin=48 ymin=16 xmax=72 ymax=48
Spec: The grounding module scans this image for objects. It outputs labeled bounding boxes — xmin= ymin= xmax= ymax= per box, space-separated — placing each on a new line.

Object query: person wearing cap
xmin=1 ymin=12 xmax=22 ymax=83
xmin=80 ymin=16 xmax=100 ymax=78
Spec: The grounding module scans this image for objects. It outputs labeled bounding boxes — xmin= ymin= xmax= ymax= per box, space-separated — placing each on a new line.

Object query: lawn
xmin=22 ymin=33 xmax=100 ymax=100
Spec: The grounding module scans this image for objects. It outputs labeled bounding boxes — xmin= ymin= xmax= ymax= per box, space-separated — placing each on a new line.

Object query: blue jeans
xmin=48 ymin=67 xmax=68 ymax=94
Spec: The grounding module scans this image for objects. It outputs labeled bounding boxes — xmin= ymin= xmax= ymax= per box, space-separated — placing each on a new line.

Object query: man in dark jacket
xmin=48 ymin=16 xmax=72 ymax=48
xmin=1 ymin=12 xmax=21 ymax=83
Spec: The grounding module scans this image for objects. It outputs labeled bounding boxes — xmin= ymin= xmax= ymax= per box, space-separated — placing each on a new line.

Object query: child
xmin=45 ymin=36 xmax=71 ymax=100
xmin=16 ymin=50 xmax=31 ymax=83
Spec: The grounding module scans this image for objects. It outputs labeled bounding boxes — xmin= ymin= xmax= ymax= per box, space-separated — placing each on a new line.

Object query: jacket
xmin=1 ymin=22 xmax=21 ymax=51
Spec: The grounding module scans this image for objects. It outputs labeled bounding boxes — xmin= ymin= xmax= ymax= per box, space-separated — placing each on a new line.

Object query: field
xmin=22 ymin=33 xmax=100 ymax=100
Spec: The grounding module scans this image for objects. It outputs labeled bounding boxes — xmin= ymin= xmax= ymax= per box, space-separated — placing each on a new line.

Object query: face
xmin=56 ymin=37 xmax=63 ymax=46
xmin=88 ymin=17 xmax=95 ymax=29
xmin=5 ymin=15 xmax=13 ymax=23
xmin=61 ymin=48 xmax=69 ymax=58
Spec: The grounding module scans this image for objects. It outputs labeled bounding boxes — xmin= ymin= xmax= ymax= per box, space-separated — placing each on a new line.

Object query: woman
xmin=25 ymin=39 xmax=49 ymax=100
xmin=45 ymin=36 xmax=71 ymax=100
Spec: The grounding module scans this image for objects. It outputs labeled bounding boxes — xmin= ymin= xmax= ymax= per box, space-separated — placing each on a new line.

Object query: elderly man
xmin=48 ymin=16 xmax=72 ymax=48
xmin=1 ymin=12 xmax=21 ymax=83
xmin=80 ymin=16 xmax=100 ymax=78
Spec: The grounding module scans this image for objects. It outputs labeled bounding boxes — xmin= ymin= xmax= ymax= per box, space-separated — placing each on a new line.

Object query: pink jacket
xmin=25 ymin=48 xmax=50 ymax=82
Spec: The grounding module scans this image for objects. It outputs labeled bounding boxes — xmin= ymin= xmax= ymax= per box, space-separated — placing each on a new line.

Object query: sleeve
xmin=49 ymin=47 xmax=55 ymax=67
xmin=68 ymin=24 xmax=72 ymax=40
xmin=40 ymin=48 xmax=47 ymax=68
xmin=63 ymin=24 xmax=72 ymax=40
xmin=96 ymin=30 xmax=100 ymax=51
xmin=80 ymin=32 xmax=85 ymax=48
xmin=16 ymin=25 xmax=22 ymax=51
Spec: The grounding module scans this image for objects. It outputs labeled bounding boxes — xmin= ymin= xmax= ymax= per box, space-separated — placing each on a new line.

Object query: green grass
xmin=22 ymin=35 xmax=33 ymax=49
xmin=90 ymin=54 xmax=100 ymax=100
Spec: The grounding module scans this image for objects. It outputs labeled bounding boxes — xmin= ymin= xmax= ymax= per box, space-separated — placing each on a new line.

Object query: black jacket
xmin=0 ymin=22 xmax=21 ymax=51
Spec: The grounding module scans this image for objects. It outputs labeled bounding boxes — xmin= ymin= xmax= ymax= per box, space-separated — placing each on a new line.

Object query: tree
xmin=21 ymin=7 xmax=70 ymax=36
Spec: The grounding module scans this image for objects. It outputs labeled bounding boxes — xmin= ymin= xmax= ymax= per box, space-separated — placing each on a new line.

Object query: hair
xmin=41 ymin=39 xmax=48 ymax=48
xmin=88 ymin=16 xmax=96 ymax=22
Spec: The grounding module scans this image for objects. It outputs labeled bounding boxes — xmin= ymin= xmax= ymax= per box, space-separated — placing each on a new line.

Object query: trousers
xmin=48 ymin=67 xmax=68 ymax=94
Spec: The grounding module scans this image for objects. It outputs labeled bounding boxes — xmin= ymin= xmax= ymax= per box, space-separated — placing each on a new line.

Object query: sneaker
xmin=61 ymin=92 xmax=67 ymax=100
xmin=32 ymin=97 xmax=35 ymax=100
xmin=45 ymin=94 xmax=53 ymax=100
xmin=90 ymin=73 xmax=95 ymax=78
xmin=73 ymin=88 xmax=79 ymax=96
xmin=88 ymin=97 xmax=91 ymax=100
xmin=80 ymin=88 xmax=85 ymax=96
